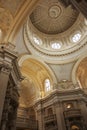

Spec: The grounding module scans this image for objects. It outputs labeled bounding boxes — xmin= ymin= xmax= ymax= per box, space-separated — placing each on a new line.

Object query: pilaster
xmin=55 ymin=101 xmax=66 ymax=130
xmin=0 ymin=44 xmax=22 ymax=130
xmin=79 ymin=100 xmax=87 ymax=128
xmin=0 ymin=64 xmax=12 ymax=123
xmin=35 ymin=102 xmax=44 ymax=130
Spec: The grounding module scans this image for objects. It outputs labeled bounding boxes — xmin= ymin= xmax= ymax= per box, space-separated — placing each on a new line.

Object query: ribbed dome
xmin=30 ymin=0 xmax=79 ymax=34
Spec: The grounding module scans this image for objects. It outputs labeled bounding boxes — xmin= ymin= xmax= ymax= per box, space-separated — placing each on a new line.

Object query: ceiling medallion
xmin=49 ymin=5 xmax=61 ymax=18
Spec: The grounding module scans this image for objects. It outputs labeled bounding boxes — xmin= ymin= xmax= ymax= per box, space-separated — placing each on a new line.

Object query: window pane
xmin=45 ymin=79 xmax=51 ymax=92
xmin=72 ymin=33 xmax=81 ymax=43
xmin=51 ymin=42 xmax=61 ymax=49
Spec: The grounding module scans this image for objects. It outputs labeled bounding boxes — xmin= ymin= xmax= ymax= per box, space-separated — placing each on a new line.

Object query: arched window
xmin=44 ymin=79 xmax=51 ymax=92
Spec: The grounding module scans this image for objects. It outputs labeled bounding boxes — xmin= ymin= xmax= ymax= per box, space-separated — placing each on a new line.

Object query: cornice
xmin=23 ymin=11 xmax=87 ymax=64
xmin=34 ymin=88 xmax=87 ymax=110
xmin=0 ymin=44 xmax=23 ymax=80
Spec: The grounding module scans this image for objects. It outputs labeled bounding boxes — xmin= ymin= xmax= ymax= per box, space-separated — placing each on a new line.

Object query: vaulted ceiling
xmin=0 ymin=0 xmax=87 ymax=107
xmin=0 ymin=0 xmax=40 ymax=42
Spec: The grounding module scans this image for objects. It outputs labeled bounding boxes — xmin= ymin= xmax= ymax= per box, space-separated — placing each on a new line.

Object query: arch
xmin=72 ymin=55 xmax=87 ymax=88
xmin=18 ymin=53 xmax=57 ymax=84
xmin=18 ymin=54 xmax=58 ymax=102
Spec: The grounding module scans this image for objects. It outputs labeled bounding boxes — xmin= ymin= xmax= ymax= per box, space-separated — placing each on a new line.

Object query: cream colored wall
xmin=13 ymin=26 xmax=28 ymax=54
xmin=49 ymin=62 xmax=76 ymax=82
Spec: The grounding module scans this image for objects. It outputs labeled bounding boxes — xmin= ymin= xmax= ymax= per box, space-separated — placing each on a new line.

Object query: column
xmin=79 ymin=100 xmax=87 ymax=128
xmin=36 ymin=109 xmax=44 ymax=130
xmin=0 ymin=65 xmax=11 ymax=124
xmin=1 ymin=98 xmax=10 ymax=130
xmin=34 ymin=101 xmax=44 ymax=130
xmin=10 ymin=108 xmax=18 ymax=130
xmin=55 ymin=101 xmax=66 ymax=130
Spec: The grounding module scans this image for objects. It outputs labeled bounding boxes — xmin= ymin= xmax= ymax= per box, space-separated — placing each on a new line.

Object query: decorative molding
xmin=24 ymin=13 xmax=87 ymax=63
xmin=30 ymin=0 xmax=78 ymax=34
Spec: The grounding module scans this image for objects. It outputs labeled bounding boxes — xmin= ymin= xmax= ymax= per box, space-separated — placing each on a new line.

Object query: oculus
xmin=33 ymin=36 xmax=41 ymax=45
xmin=72 ymin=33 xmax=81 ymax=43
xmin=51 ymin=42 xmax=61 ymax=49
xmin=49 ymin=5 xmax=61 ymax=18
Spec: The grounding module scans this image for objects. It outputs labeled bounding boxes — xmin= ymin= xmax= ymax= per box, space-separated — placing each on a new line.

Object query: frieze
xmin=53 ymin=81 xmax=79 ymax=90
xmin=58 ymin=81 xmax=78 ymax=90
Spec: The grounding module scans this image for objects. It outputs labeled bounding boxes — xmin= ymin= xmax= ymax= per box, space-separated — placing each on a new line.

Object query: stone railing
xmin=44 ymin=114 xmax=58 ymax=130
xmin=16 ymin=117 xmax=38 ymax=130
xmin=64 ymin=109 xmax=81 ymax=118
xmin=44 ymin=114 xmax=56 ymax=122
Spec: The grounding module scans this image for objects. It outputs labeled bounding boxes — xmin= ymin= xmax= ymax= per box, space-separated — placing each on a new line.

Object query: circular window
xmin=51 ymin=42 xmax=61 ymax=49
xmin=72 ymin=33 xmax=81 ymax=43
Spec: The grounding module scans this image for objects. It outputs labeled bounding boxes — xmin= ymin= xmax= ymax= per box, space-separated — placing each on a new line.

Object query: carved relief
xmin=55 ymin=81 xmax=79 ymax=90
xmin=0 ymin=64 xmax=12 ymax=74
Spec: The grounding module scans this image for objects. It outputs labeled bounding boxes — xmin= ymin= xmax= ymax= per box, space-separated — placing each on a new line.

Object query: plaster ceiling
xmin=0 ymin=0 xmax=87 ymax=107
xmin=0 ymin=0 xmax=40 ymax=42
xmin=30 ymin=0 xmax=79 ymax=34
xmin=0 ymin=0 xmax=25 ymax=40
xmin=24 ymin=0 xmax=87 ymax=64
xmin=19 ymin=58 xmax=54 ymax=107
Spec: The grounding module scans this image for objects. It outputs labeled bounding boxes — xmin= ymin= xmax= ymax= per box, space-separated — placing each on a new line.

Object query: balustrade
xmin=16 ymin=117 xmax=38 ymax=130
xmin=64 ymin=109 xmax=81 ymax=118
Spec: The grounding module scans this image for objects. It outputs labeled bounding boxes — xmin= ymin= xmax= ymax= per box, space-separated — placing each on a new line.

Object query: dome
xmin=24 ymin=0 xmax=87 ymax=64
xmin=30 ymin=0 xmax=79 ymax=34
